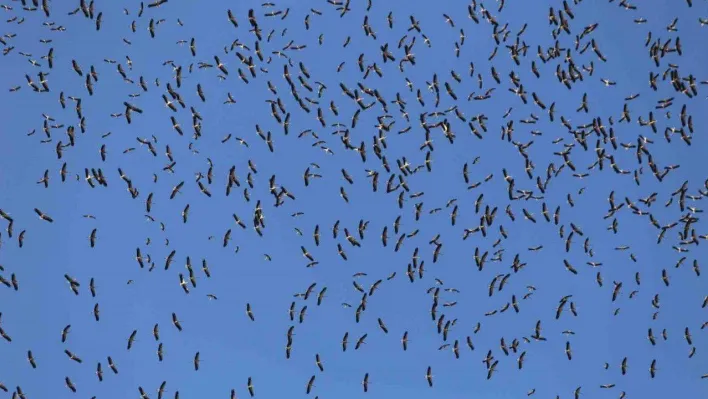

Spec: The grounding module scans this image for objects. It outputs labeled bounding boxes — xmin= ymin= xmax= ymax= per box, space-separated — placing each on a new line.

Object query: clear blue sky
xmin=1 ymin=0 xmax=707 ymax=398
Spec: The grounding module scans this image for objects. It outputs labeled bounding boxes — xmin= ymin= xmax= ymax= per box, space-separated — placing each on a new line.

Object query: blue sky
xmin=0 ymin=0 xmax=707 ymax=398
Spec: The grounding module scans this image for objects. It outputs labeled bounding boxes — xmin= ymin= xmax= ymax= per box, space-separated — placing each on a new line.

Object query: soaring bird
xmin=127 ymin=330 xmax=137 ymax=350
xmin=306 ymin=375 xmax=316 ymax=394
xmin=103 ymin=357 xmax=117 ymax=374
xmin=247 ymin=377 xmax=255 ymax=397
xmin=34 ymin=208 xmax=53 ymax=222
xmin=27 ymin=350 xmax=37 ymax=368
xmin=246 ymin=303 xmax=255 ymax=321
xmin=172 ymin=313 xmax=183 ymax=331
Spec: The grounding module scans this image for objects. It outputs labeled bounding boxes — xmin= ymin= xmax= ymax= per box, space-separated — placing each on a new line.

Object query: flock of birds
xmin=1 ymin=0 xmax=708 ymax=398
